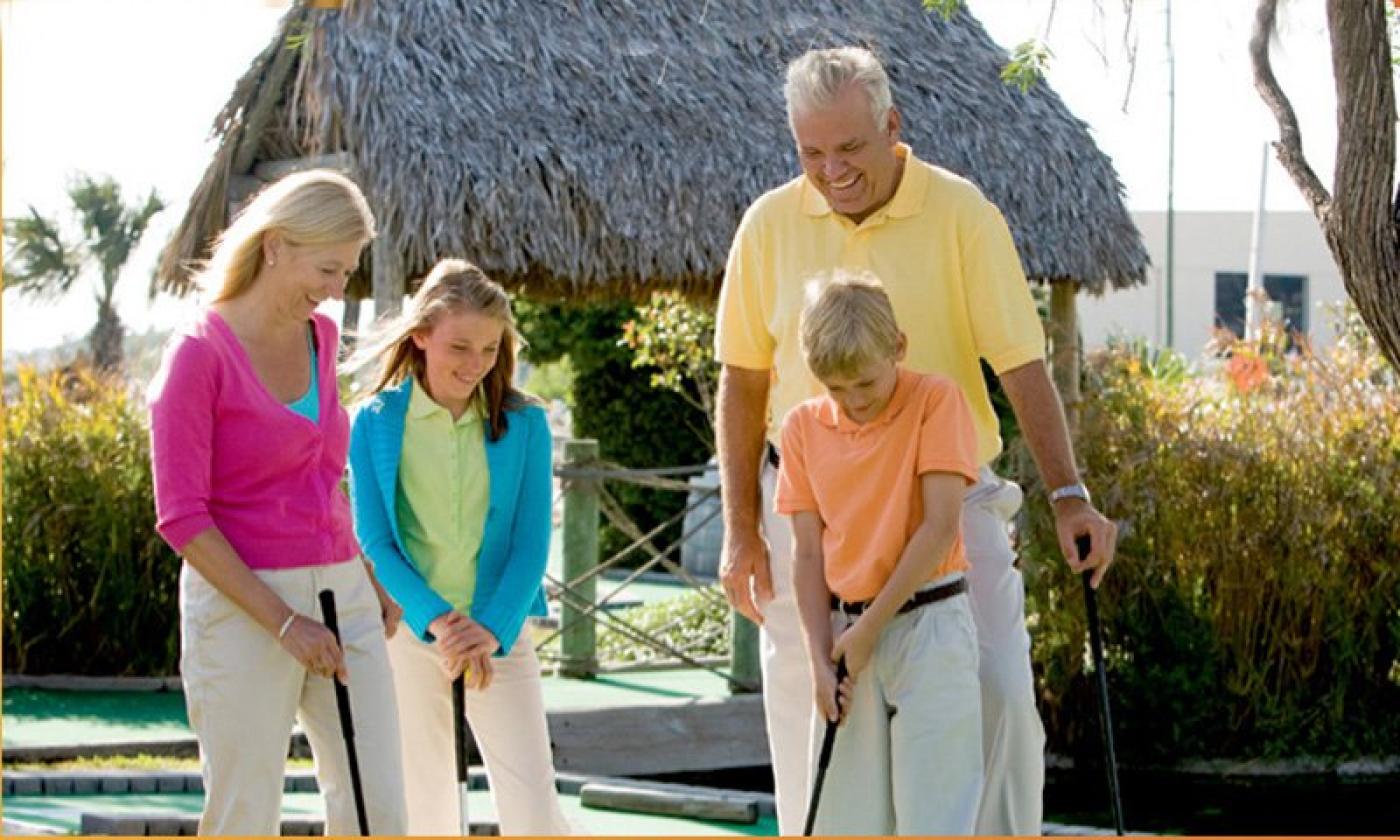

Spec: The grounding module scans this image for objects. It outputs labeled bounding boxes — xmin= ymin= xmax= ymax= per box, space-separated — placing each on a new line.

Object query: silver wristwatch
xmin=1049 ymin=482 xmax=1092 ymax=505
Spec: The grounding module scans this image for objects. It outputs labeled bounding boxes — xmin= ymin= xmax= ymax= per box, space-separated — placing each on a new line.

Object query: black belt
xmin=766 ymin=443 xmax=781 ymax=469
xmin=830 ymin=578 xmax=967 ymax=617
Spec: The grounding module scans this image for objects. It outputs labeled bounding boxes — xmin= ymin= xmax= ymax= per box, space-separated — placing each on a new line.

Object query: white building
xmin=1079 ymin=210 xmax=1346 ymax=357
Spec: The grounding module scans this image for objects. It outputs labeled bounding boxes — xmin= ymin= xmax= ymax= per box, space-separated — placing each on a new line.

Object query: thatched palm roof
xmin=158 ymin=0 xmax=1147 ymax=301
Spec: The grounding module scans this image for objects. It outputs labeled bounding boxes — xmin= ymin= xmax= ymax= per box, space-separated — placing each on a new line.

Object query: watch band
xmin=1049 ymin=482 xmax=1091 ymax=505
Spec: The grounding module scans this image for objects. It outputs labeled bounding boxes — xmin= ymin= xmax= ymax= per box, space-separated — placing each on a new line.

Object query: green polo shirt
xmin=395 ymin=377 xmax=489 ymax=613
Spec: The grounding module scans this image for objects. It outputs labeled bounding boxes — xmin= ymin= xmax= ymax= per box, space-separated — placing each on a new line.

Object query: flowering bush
xmin=1022 ymin=309 xmax=1400 ymax=761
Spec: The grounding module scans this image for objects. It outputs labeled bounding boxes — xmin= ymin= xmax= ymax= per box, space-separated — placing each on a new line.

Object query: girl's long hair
xmin=346 ymin=258 xmax=531 ymax=440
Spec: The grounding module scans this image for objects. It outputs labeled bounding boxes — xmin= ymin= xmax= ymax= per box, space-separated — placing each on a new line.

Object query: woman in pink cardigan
xmin=148 ymin=170 xmax=407 ymax=835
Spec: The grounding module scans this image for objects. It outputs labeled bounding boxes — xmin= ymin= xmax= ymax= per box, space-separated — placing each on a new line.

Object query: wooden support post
xmin=371 ymin=237 xmax=402 ymax=322
xmin=728 ymin=612 xmax=760 ymax=694
xmin=340 ymin=297 xmax=361 ymax=351
xmin=1049 ymin=279 xmax=1082 ymax=430
xmin=560 ymin=439 xmax=600 ymax=679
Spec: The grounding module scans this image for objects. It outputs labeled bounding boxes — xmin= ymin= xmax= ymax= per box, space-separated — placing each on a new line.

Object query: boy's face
xmin=817 ymin=335 xmax=906 ymax=425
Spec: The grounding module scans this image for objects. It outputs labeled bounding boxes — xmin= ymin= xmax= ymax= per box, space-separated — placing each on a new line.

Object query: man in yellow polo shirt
xmin=713 ymin=46 xmax=1119 ymax=835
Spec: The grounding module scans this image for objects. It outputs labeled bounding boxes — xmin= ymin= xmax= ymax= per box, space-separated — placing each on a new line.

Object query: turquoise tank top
xmin=285 ymin=326 xmax=319 ymax=424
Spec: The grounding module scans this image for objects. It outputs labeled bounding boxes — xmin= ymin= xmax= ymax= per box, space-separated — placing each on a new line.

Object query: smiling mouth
xmin=829 ymin=173 xmax=861 ymax=192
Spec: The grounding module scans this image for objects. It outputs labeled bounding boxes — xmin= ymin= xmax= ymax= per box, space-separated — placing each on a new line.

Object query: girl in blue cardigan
xmin=346 ymin=259 xmax=571 ymax=835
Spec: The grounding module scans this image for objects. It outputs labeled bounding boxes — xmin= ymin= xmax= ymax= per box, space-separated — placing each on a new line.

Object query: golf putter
xmin=453 ymin=672 xmax=470 ymax=835
xmin=318 ymin=589 xmax=371 ymax=836
xmin=802 ymin=656 xmax=848 ymax=836
xmin=1078 ymin=535 xmax=1125 ymax=835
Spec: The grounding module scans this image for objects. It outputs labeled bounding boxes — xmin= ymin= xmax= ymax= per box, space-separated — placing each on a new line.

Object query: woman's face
xmin=264 ymin=233 xmax=361 ymax=318
xmin=411 ymin=308 xmax=505 ymax=417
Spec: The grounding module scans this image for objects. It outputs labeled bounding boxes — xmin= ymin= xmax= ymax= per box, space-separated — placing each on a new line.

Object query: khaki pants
xmin=180 ymin=559 xmax=407 ymax=836
xmin=809 ymin=582 xmax=983 ymax=835
xmin=760 ymin=464 xmax=1045 ymax=835
xmin=387 ymin=629 xmax=573 ymax=836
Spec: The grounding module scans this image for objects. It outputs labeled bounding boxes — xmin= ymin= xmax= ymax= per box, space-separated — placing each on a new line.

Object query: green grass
xmin=2 ymin=754 xmax=314 ymax=772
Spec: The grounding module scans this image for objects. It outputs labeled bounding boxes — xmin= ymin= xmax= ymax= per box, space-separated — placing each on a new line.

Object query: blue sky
xmin=1 ymin=0 xmax=1338 ymax=353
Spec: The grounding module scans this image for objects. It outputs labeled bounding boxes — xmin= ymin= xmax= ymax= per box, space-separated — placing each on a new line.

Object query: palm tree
xmin=5 ymin=174 xmax=164 ymax=372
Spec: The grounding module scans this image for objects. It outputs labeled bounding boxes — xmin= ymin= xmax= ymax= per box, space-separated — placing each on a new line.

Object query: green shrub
xmin=3 ymin=364 xmax=180 ymax=675
xmin=517 ymin=299 xmax=712 ymax=564
xmin=1022 ymin=317 xmax=1400 ymax=762
xmin=596 ymin=586 xmax=730 ymax=665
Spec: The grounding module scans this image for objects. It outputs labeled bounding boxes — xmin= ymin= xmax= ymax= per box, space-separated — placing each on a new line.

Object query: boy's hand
xmin=812 ymin=658 xmax=854 ymax=724
xmin=832 ymin=619 xmax=878 ymax=679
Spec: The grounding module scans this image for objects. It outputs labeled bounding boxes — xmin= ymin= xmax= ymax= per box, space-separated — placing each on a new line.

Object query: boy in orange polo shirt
xmin=776 ymin=270 xmax=983 ymax=835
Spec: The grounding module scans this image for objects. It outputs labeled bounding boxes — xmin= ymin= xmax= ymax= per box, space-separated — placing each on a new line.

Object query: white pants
xmin=809 ymin=586 xmax=983 ymax=835
xmin=180 ymin=559 xmax=407 ymax=836
xmin=387 ymin=629 xmax=573 ymax=836
xmin=760 ymin=464 xmax=1045 ymax=835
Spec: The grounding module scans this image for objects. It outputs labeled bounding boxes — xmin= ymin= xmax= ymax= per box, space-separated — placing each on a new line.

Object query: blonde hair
xmin=346 ymin=258 xmax=529 ymax=441
xmin=784 ymin=47 xmax=894 ymax=131
xmin=199 ymin=169 xmax=375 ymax=303
xmin=799 ymin=269 xmax=902 ymax=380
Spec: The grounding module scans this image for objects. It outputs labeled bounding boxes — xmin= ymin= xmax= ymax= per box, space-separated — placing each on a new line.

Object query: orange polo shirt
xmin=775 ymin=369 xmax=979 ymax=602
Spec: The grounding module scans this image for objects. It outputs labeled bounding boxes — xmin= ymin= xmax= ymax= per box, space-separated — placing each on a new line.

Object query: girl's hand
xmin=429 ymin=611 xmax=499 ymax=661
xmin=440 ymin=650 xmax=495 ymax=691
xmin=365 ymin=564 xmax=403 ymax=639
xmin=832 ymin=619 xmax=878 ymax=681
xmin=279 ymin=614 xmax=348 ymax=683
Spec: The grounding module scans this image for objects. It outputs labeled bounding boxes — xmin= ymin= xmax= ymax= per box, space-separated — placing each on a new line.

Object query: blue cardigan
xmin=348 ymin=378 xmax=551 ymax=654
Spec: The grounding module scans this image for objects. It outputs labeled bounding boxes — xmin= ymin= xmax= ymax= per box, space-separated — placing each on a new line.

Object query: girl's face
xmin=411 ymin=308 xmax=505 ymax=417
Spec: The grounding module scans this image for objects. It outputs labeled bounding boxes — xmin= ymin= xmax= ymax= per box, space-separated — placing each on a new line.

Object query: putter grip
xmin=317 ymin=589 xmax=354 ymax=740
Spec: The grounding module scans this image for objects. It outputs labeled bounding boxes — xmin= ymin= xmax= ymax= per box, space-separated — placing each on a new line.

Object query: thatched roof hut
xmin=158 ymin=0 xmax=1147 ymax=318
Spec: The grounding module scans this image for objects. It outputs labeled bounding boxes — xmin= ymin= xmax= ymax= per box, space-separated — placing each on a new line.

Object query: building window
xmin=1213 ymin=272 xmax=1308 ymax=339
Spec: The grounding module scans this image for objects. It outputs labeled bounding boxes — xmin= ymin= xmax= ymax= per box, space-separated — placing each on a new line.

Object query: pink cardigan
xmin=148 ymin=309 xmax=360 ymax=569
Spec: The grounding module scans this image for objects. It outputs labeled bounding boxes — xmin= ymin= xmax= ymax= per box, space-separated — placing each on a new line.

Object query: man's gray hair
xmin=784 ymin=47 xmax=894 ymax=130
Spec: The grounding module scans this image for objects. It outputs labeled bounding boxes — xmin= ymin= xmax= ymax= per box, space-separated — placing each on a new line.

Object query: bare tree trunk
xmin=91 ymin=296 xmax=124 ymax=372
xmin=1251 ymin=0 xmax=1400 ymax=369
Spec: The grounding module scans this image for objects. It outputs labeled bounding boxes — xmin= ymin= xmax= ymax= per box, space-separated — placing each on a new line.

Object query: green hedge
xmin=517 ymin=299 xmax=712 ymax=564
xmin=3 ymin=365 xmax=180 ymax=675
xmin=1022 ymin=328 xmax=1400 ymax=762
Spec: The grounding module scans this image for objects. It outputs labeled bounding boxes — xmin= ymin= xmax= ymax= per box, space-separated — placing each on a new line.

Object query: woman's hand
xmin=278 ymin=614 xmax=348 ymax=683
xmin=364 ymin=562 xmax=403 ymax=639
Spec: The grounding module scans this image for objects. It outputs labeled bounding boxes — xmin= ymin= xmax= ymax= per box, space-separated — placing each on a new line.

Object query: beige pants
xmin=180 ymin=559 xmax=407 ymax=836
xmin=387 ymin=629 xmax=573 ymax=836
xmin=760 ymin=464 xmax=1045 ymax=835
xmin=809 ymin=582 xmax=983 ymax=835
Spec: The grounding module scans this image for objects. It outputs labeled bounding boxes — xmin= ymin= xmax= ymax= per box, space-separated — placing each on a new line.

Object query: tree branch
xmin=1250 ymin=0 xmax=1332 ymax=218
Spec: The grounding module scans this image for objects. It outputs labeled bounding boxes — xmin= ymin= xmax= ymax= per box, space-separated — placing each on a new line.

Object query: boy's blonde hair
xmin=799 ymin=270 xmax=902 ymax=379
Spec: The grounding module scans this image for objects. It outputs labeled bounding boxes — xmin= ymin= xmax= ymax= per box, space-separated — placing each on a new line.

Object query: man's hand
xmin=1054 ymin=498 xmax=1118 ymax=588
xmin=720 ymin=527 xmax=773 ymax=625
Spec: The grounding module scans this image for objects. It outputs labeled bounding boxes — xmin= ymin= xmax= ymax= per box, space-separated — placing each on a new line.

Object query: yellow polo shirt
xmin=714 ymin=144 xmax=1045 ymax=465
xmin=395 ymin=378 xmax=489 ymax=613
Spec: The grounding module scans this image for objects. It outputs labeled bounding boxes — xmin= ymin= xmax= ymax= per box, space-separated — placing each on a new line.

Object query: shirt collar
xmin=813 ymin=367 xmax=920 ymax=433
xmin=407 ymin=376 xmax=483 ymax=426
xmin=799 ymin=143 xmax=928 ymax=222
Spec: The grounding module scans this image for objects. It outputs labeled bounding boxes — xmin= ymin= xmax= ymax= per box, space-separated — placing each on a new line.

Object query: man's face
xmin=790 ymin=83 xmax=902 ymax=224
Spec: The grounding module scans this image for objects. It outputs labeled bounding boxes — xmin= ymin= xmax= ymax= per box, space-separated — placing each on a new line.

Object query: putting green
xmin=3 ymin=667 xmax=736 ymax=751
xmin=1 ymin=787 xmax=777 ymax=836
